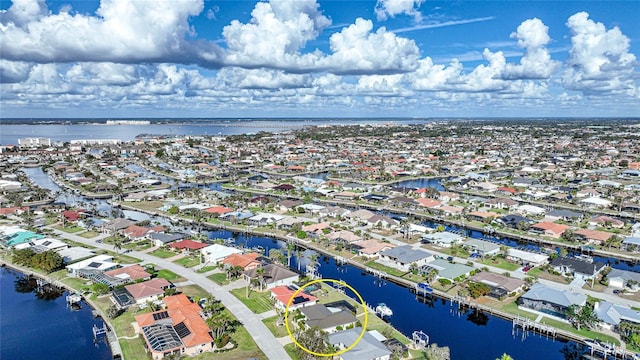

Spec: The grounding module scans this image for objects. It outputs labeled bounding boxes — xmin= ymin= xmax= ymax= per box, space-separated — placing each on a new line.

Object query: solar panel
xmin=292 ymin=296 xmax=307 ymax=304
xmin=173 ymin=322 xmax=191 ymax=338
xmin=152 ymin=311 xmax=169 ymax=321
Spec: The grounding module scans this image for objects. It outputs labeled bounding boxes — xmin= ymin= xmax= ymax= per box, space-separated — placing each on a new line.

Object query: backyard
xmin=230 ymin=288 xmax=274 ymax=314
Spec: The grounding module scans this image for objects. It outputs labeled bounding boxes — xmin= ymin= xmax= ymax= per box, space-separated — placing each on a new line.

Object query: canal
xmin=206 ymin=229 xmax=588 ymax=360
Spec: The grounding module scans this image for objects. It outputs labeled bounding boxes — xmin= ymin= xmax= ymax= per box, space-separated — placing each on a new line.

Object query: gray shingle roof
xmin=595 ymin=301 xmax=640 ymax=326
xmin=328 ymin=328 xmax=391 ymax=360
xmin=521 ymin=283 xmax=586 ymax=308
xmin=380 ymin=245 xmax=432 ymax=264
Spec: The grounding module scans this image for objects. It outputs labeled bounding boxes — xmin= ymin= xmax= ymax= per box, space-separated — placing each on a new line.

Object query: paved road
xmin=50 ymin=228 xmax=291 ymax=360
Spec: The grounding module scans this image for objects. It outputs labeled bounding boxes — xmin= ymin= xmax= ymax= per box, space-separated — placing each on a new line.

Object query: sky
xmin=1 ymin=0 xmax=639 ymax=118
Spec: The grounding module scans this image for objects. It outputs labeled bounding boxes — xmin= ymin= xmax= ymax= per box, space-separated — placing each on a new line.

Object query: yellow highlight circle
xmin=284 ymin=278 xmax=369 ymax=357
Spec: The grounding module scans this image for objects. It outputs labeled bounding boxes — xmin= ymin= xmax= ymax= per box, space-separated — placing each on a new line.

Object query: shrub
xmin=438 ymin=278 xmax=452 ymax=286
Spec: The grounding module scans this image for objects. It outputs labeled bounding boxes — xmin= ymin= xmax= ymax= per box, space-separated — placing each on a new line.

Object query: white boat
xmin=375 ymin=303 xmax=393 ymax=317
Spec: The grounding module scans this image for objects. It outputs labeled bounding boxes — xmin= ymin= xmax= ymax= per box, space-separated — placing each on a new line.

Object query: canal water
xmin=206 ymin=229 xmax=589 ymax=360
xmin=0 ymin=267 xmax=112 ymax=360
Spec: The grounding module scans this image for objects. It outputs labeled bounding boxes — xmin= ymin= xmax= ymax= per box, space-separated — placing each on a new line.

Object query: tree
xmin=294 ymin=327 xmax=332 ymax=360
xmin=113 ymin=237 xmax=123 ymax=254
xmin=91 ymin=283 xmax=110 ymax=295
xmin=565 ymin=304 xmax=598 ymax=331
xmin=296 ymin=230 xmax=308 ymax=239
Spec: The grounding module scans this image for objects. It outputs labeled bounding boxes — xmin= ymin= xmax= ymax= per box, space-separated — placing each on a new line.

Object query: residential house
xmin=66 ymin=254 xmax=118 ymax=277
xmin=325 ymin=230 xmax=362 ymax=245
xmin=365 ymin=214 xmax=398 ymax=229
xmin=299 ymin=304 xmax=358 ymax=334
xmin=517 ymin=204 xmax=546 ymax=217
xmin=517 ymin=283 xmax=587 ymax=319
xmin=200 ymin=244 xmax=243 ymax=264
xmin=328 ymin=328 xmax=392 ymax=360
xmin=352 ymin=239 xmax=396 ymax=258
xmin=203 ymin=206 xmax=233 ymax=216
xmin=497 ymin=214 xmax=534 ymax=229
xmin=621 ymin=237 xmax=640 ymax=252
xmin=607 ymin=268 xmax=640 ymax=289
xmin=134 ymin=293 xmax=213 ymax=359
xmin=506 ymin=248 xmax=549 ymax=266
xmin=378 ymin=245 xmax=434 ymax=272
xmin=125 ymin=278 xmax=172 ymax=305
xmin=220 ymin=252 xmax=261 ymax=271
xmin=105 ymin=264 xmax=152 ymax=283
xmin=416 ymin=198 xmax=441 ymax=209
xmin=594 ymin=301 xmax=640 ymax=331
xmin=530 ymin=222 xmax=569 ymax=238
xmin=345 ymin=209 xmax=376 ymax=223
xmin=484 ymin=197 xmax=518 ymax=210
xmin=169 ymin=239 xmax=209 ymax=254
xmin=301 ymin=222 xmax=331 ymax=238
xmin=469 ymin=272 xmax=526 ymax=299
xmin=421 ymin=232 xmax=463 ymax=248
xmin=248 ymin=213 xmax=285 ymax=226
xmin=573 ymin=229 xmax=614 ymax=245
xmin=550 ymin=257 xmax=606 ymax=280
xmin=124 ymin=225 xmax=151 ymax=241
xmin=545 ymin=209 xmax=583 ymax=222
xmin=243 ymin=264 xmax=298 ymax=290
xmin=270 ymin=285 xmax=318 ymax=311
xmin=276 ymin=217 xmax=306 ymax=231
xmin=467 ymin=211 xmax=497 ymax=223
xmin=463 ymin=238 xmax=501 ymax=257
xmin=102 ymin=218 xmax=135 ymax=234
xmin=421 ymin=259 xmax=473 ymax=282
xmin=149 ymin=232 xmax=188 ymax=247
xmin=589 ymin=215 xmax=625 ymax=229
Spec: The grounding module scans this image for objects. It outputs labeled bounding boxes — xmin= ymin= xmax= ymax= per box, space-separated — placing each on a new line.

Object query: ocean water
xmin=0 ymin=267 xmax=112 ymax=360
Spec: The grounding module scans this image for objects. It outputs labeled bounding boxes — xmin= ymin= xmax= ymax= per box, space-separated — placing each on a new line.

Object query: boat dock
xmin=93 ymin=323 xmax=123 ymax=360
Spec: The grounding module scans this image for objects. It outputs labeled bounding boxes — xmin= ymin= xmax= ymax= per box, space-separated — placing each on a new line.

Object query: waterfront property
xmin=377 ymin=245 xmax=434 ymax=272
xmin=299 ymin=303 xmax=358 ymax=334
xmin=66 ymin=254 xmax=118 ymax=277
xmin=518 ymin=283 xmax=587 ymax=319
xmin=134 ymin=293 xmax=214 ymax=359
xmin=469 ymin=272 xmax=526 ymax=299
xmin=125 ymin=278 xmax=173 ymax=305
xmin=200 ymin=243 xmax=242 ymax=264
xmin=270 ymin=285 xmax=318 ymax=311
xmin=243 ymin=263 xmax=298 ymax=290
xmin=549 ymin=257 xmax=606 ymax=280
xmin=328 ymin=327 xmax=392 ymax=360
xmin=593 ymin=301 xmax=640 ymax=330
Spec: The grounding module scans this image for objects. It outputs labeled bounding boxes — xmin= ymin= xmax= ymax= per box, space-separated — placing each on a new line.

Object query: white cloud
xmin=222 ymin=0 xmax=330 ymax=69
xmin=216 ymin=68 xmax=311 ymax=89
xmin=502 ymin=18 xmax=559 ymax=80
xmin=375 ymin=0 xmax=424 ymax=22
xmin=0 ymin=0 xmax=222 ymax=65
xmin=320 ymin=18 xmax=420 ymax=74
xmin=0 ymin=60 xmax=32 ymax=83
xmin=563 ymin=12 xmax=637 ymax=94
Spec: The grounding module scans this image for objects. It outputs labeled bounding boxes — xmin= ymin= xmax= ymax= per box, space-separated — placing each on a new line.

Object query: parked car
xmin=523 ymin=266 xmax=532 ymax=272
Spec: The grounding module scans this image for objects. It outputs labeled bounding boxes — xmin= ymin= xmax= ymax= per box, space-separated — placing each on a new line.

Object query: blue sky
xmin=1 ymin=0 xmax=638 ymax=118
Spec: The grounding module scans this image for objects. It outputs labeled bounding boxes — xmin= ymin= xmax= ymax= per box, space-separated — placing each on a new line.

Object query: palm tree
xmin=256 ymin=267 xmax=265 ymax=291
xmin=113 ymin=237 xmax=123 ymax=254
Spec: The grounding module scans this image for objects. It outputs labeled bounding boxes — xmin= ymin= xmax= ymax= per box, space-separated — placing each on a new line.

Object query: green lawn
xmin=60 ymin=277 xmax=93 ymax=293
xmin=208 ymin=273 xmax=231 ymax=286
xmin=60 ymin=238 xmax=97 ymax=249
xmin=284 ymin=343 xmax=302 ymax=360
xmin=174 ymin=256 xmax=201 ymax=268
xmin=155 ymin=269 xmax=186 ymax=283
xmin=527 ymin=267 xmax=544 ymax=278
xmin=364 ymin=260 xmax=406 ymax=277
xmin=54 ymin=225 xmax=84 ymax=233
xmin=196 ymin=265 xmax=218 ymax=273
xmin=177 ymin=284 xmax=211 ymax=300
xmin=123 ymin=241 xmax=153 ymax=251
xmin=262 ymin=315 xmax=290 ymax=338
xmin=119 ymin=337 xmax=150 ymax=360
xmin=149 ymin=248 xmax=177 ymax=258
xmin=230 ymin=288 xmax=274 ymax=314
xmin=479 ymin=257 xmax=520 ymax=271
xmin=540 ymin=317 xmax=620 ymax=345
xmin=78 ymin=231 xmax=100 ymax=239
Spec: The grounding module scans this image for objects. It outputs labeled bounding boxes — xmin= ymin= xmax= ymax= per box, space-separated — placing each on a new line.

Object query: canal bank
xmin=0 ymin=261 xmax=117 ymax=360
xmin=118 ymin=203 xmax=615 ymax=359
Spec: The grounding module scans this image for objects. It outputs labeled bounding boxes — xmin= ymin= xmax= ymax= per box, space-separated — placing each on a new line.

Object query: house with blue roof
xmin=594 ymin=301 xmax=640 ymax=331
xmin=4 ymin=231 xmax=45 ymax=247
xmin=518 ymin=283 xmax=586 ymax=319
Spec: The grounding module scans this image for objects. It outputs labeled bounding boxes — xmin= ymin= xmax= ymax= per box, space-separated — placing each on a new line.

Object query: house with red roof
xmin=170 ymin=239 xmax=209 ymax=253
xmin=134 ymin=293 xmax=213 ymax=359
xmin=416 ymin=198 xmax=441 ymax=209
xmin=574 ymin=229 xmax=614 ymax=244
xmin=204 ymin=206 xmax=233 ymax=216
xmin=62 ymin=209 xmax=85 ymax=222
xmin=125 ymin=278 xmax=172 ymax=305
xmin=0 ymin=207 xmax=28 ymax=216
xmin=221 ymin=252 xmax=261 ymax=271
xmin=124 ymin=225 xmax=151 ymax=241
xmin=105 ymin=264 xmax=151 ymax=283
xmin=530 ymin=222 xmax=570 ymax=238
xmin=270 ymin=285 xmax=318 ymax=311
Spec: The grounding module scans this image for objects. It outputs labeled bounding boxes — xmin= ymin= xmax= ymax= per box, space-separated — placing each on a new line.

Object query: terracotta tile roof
xmin=416 ymin=198 xmax=441 ymax=208
xmin=270 ymin=285 xmax=317 ymax=308
xmin=105 ymin=264 xmax=151 ymax=281
xmin=574 ymin=229 xmax=614 ymax=242
xmin=531 ymin=221 xmax=569 ymax=235
xmin=135 ymin=294 xmax=213 ymax=349
xmin=353 ymin=239 xmax=396 ymax=255
xmin=124 ymin=225 xmax=150 ymax=238
xmin=125 ymin=278 xmax=171 ymax=299
xmin=204 ymin=206 xmax=233 ymax=215
xmin=221 ymin=252 xmax=261 ymax=269
xmin=170 ymin=239 xmax=208 ymax=250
